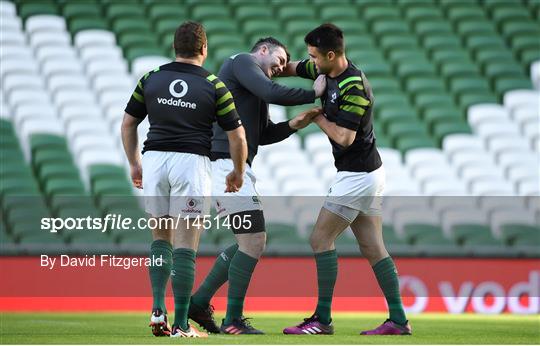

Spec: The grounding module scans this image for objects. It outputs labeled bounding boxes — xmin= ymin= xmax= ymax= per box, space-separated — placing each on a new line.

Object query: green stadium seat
xmin=118 ymin=32 xmax=159 ymax=51
xmin=32 ymin=150 xmax=74 ymax=175
xmin=329 ymin=19 xmax=367 ymax=35
xmin=395 ymin=134 xmax=437 ymax=152
xmin=360 ymin=62 xmax=392 ymax=78
xmin=457 ymin=92 xmax=498 ymax=111
xmin=440 ymin=62 xmax=481 ymax=80
xmin=423 ymin=107 xmax=463 ymax=131
xmin=148 ymin=2 xmax=188 ymax=22
xmin=511 ymin=36 xmax=540 ymax=57
xmin=494 ymin=78 xmax=534 ymax=97
xmin=483 ymin=62 xmax=525 ymax=82
xmin=402 ymin=224 xmax=443 ymax=244
xmin=475 ymin=50 xmax=515 ymax=70
xmin=368 ymin=77 xmax=401 ymax=93
xmin=154 ymin=18 xmax=181 ymax=38
xmin=49 ymin=195 xmax=96 ymax=215
xmin=285 ymin=21 xmax=319 ymax=39
xmin=456 ymin=20 xmax=498 ymax=37
xmin=318 ymin=5 xmax=359 ymax=22
xmin=276 ymin=5 xmax=317 ymax=21
xmin=92 ymin=179 xmax=133 ymax=197
xmin=404 ymin=7 xmax=443 ymax=22
xmin=422 ymin=34 xmax=463 ymax=55
xmin=446 ymin=6 xmax=487 ymax=24
xmin=105 ymin=3 xmax=145 ymax=21
xmin=500 ymin=224 xmax=540 ymax=244
xmin=112 ymin=18 xmax=152 ymax=37
xmin=379 ymin=107 xmax=418 ymax=133
xmin=242 ymin=20 xmax=281 ymax=41
xmin=18 ymin=1 xmax=58 ymax=20
xmin=234 ymin=5 xmax=272 ymax=23
xmin=39 ymin=164 xmax=81 ymax=184
xmin=449 ymin=78 xmax=491 ymax=97
xmin=44 ymin=178 xmax=86 ymax=197
xmin=62 ymin=3 xmax=101 ymax=22
xmin=68 ymin=17 xmax=109 ymax=34
xmin=29 ymin=134 xmax=68 ymax=157
xmin=125 ymin=47 xmax=166 ymax=63
xmin=414 ymin=21 xmax=454 ymax=38
xmin=432 ymin=121 xmax=471 ymax=145
xmin=379 ymin=35 xmax=420 ymax=53
xmin=204 ymin=20 xmax=239 ymax=36
xmin=405 ymin=77 xmax=447 ymax=95
xmin=387 ymin=119 xmax=429 ymax=143
xmin=414 ymin=94 xmax=456 ymax=115
xmin=519 ymin=48 xmax=540 ymax=66
xmin=371 ymin=21 xmax=410 ymax=38
xmin=88 ymin=165 xmax=127 ymax=185
xmin=363 ymin=6 xmax=400 ymax=24
xmin=191 ymin=4 xmax=231 ymax=21
xmin=501 ymin=21 xmax=540 ymax=38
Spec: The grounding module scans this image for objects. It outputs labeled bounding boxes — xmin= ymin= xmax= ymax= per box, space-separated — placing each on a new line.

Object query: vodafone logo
xmin=169 ymin=79 xmax=188 ymax=98
xmin=157 ymin=79 xmax=196 ymax=109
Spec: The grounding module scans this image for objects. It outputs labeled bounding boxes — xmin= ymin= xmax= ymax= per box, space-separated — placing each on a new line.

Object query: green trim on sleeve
xmin=338 ymin=76 xmax=363 ymax=88
xmin=339 ymin=104 xmax=365 ymax=116
xmin=132 ymin=91 xmax=144 ymax=103
xmin=217 ymin=102 xmax=236 ymax=116
xmin=217 ymin=91 xmax=233 ymax=105
xmin=343 ymin=95 xmax=370 ymax=106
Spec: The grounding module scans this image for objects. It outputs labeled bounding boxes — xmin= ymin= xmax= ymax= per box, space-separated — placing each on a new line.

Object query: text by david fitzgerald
xmin=40 ymin=255 xmax=163 ymax=270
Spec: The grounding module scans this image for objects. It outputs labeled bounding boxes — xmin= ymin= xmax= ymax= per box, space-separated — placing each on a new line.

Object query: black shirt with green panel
xmin=125 ymin=62 xmax=242 ymax=157
xmin=296 ymin=59 xmax=382 ymax=173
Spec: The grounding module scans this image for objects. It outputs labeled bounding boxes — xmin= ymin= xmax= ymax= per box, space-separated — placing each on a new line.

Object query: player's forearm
xmin=120 ymin=116 xmax=141 ymax=166
xmin=314 ymin=116 xmax=355 ymax=148
xmin=260 ymin=121 xmax=296 ymax=145
xmin=227 ymin=127 xmax=248 ymax=173
xmin=278 ymin=61 xmax=300 ymax=77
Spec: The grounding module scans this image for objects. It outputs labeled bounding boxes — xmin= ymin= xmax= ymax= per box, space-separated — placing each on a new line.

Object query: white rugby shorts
xmin=325 ymin=165 xmax=385 ymax=217
xmin=212 ymin=158 xmax=263 ymax=216
xmin=142 ymin=151 xmax=211 ymax=217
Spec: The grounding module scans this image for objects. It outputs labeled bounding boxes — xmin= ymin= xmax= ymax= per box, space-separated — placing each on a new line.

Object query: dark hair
xmin=174 ymin=21 xmax=207 ymax=58
xmin=304 ymin=23 xmax=344 ymax=55
xmin=250 ymin=37 xmax=291 ymax=63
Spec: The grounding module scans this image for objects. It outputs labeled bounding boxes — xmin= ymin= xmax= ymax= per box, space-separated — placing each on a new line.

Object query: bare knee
xmin=237 ymin=232 xmax=266 ymax=259
xmin=358 ymin=242 xmax=388 ymax=265
xmin=309 ymin=229 xmax=334 ymax=253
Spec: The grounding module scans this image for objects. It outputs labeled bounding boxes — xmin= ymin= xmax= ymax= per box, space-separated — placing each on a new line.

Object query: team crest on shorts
xmin=182 ymin=198 xmax=202 ymax=214
xmin=216 ymin=200 xmax=226 ymax=214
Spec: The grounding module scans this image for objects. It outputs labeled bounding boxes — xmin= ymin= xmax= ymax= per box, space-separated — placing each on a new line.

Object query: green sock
xmin=149 ymin=240 xmax=172 ymax=313
xmin=372 ymin=257 xmax=407 ymax=325
xmin=192 ymin=244 xmax=238 ymax=308
xmin=314 ymin=250 xmax=338 ymax=325
xmin=171 ymin=248 xmax=196 ymax=330
xmin=224 ymin=250 xmax=258 ymax=324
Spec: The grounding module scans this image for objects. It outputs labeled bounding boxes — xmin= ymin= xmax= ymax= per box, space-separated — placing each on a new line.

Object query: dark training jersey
xmin=125 ymin=62 xmax=242 ymax=157
xmin=212 ymin=53 xmax=316 ymax=164
xmin=296 ymin=59 xmax=382 ymax=173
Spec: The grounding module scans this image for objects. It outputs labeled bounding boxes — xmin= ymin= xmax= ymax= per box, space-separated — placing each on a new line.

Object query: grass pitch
xmin=1 ymin=312 xmax=538 ymax=344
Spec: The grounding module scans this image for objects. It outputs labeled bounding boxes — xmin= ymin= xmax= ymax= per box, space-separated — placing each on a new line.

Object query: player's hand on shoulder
xmin=225 ymin=170 xmax=244 ymax=193
xmin=313 ymin=75 xmax=327 ymax=98
xmin=130 ymin=163 xmax=143 ymax=189
xmin=289 ymin=107 xmax=323 ymax=130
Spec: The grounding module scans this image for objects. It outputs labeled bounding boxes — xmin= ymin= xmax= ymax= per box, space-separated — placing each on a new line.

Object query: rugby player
xmin=281 ymin=24 xmax=412 ymax=336
xmin=121 ymin=21 xmax=247 ymax=338
xmin=188 ymin=37 xmax=326 ymax=334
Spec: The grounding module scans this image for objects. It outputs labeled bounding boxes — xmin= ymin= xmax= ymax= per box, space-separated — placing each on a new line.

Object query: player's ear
xmin=327 ymin=51 xmax=335 ymax=61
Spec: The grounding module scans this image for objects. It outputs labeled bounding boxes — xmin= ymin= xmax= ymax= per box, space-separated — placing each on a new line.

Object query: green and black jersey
xmin=296 ymin=59 xmax=382 ymax=173
xmin=125 ymin=62 xmax=242 ymax=157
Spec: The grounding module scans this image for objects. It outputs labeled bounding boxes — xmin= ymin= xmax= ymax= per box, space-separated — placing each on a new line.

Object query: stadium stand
xmin=0 ymin=0 xmax=538 ymax=257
